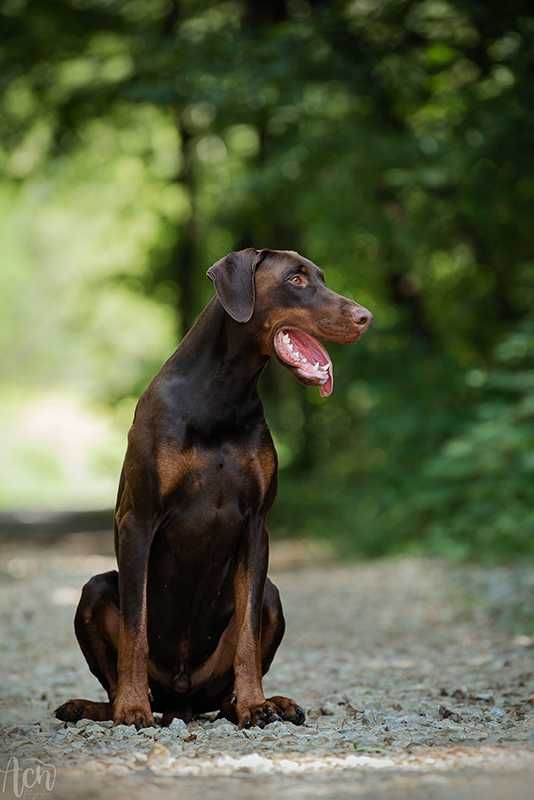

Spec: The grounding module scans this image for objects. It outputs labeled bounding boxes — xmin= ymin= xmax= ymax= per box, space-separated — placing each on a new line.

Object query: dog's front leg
xmin=232 ymin=520 xmax=279 ymax=728
xmin=113 ymin=511 xmax=155 ymax=728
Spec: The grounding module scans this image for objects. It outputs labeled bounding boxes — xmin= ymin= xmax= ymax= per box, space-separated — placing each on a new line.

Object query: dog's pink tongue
xmin=320 ymin=369 xmax=334 ymax=398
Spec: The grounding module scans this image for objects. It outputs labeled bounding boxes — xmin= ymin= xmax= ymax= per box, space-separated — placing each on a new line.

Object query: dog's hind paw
xmin=55 ymin=699 xmax=112 ymax=723
xmin=54 ymin=699 xmax=87 ymax=722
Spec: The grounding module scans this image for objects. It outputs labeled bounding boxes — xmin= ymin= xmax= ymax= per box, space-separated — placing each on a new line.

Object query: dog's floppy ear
xmin=207 ymin=248 xmax=266 ymax=323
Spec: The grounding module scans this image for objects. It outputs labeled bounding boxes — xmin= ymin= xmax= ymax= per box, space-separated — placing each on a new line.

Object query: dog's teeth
xmin=283 ymin=334 xmax=291 ymax=345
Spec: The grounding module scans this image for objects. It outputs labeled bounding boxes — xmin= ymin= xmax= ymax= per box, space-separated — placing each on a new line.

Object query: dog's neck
xmin=169 ymin=298 xmax=269 ymax=411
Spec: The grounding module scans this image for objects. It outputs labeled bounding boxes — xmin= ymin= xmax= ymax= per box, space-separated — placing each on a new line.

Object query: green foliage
xmin=1 ymin=0 xmax=533 ymax=558
xmin=415 ymin=322 xmax=534 ymax=559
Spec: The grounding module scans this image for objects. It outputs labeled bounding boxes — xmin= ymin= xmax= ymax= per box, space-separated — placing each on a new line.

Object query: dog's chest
xmin=156 ymin=434 xmax=276 ymax=518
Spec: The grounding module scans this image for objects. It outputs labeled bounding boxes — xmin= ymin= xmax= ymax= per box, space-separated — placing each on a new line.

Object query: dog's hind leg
xmin=55 ymin=571 xmax=120 ymax=723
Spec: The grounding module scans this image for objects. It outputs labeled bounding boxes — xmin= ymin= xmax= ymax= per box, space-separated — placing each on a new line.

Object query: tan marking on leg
xmin=232 ymin=561 xmax=266 ymax=720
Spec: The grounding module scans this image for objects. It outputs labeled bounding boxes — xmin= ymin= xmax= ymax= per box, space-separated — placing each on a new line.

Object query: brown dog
xmin=55 ymin=249 xmax=372 ymax=729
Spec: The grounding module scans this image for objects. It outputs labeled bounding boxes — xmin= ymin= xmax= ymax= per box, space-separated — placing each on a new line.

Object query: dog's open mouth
xmin=274 ymin=328 xmax=334 ymax=398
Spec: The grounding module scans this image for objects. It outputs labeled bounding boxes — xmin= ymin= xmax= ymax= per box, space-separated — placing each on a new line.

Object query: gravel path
xmin=1 ymin=538 xmax=533 ymax=799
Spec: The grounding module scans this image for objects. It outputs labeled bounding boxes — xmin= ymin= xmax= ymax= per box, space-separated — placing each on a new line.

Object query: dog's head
xmin=207 ymin=248 xmax=372 ymax=397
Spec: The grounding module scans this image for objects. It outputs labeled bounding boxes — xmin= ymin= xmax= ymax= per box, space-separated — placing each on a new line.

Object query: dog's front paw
xmin=236 ymin=699 xmax=282 ymax=729
xmin=113 ymin=693 xmax=153 ymax=729
xmin=268 ymin=695 xmax=305 ymax=725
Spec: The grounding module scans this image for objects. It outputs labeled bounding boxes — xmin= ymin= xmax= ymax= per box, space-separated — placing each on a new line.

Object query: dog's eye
xmin=288 ymin=274 xmax=307 ymax=287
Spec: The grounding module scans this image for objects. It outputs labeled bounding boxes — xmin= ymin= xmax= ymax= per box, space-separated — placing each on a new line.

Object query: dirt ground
xmin=1 ymin=535 xmax=533 ymax=799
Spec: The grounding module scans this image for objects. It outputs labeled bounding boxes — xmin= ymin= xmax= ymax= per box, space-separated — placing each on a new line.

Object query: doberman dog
xmin=55 ymin=249 xmax=372 ymax=729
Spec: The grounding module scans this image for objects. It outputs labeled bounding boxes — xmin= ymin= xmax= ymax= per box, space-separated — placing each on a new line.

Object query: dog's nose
xmin=353 ymin=304 xmax=373 ymax=328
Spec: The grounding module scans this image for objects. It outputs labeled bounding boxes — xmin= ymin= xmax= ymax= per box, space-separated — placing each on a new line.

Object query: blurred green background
xmin=1 ymin=0 xmax=533 ymax=560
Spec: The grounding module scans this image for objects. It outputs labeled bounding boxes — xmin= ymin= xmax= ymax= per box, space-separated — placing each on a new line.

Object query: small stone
xmin=168 ymin=718 xmax=188 ymax=737
xmin=438 ymin=705 xmax=462 ymax=723
xmin=75 ymin=718 xmax=94 ymax=728
xmin=262 ymin=721 xmax=292 ymax=737
xmin=362 ymin=709 xmax=381 ymax=727
xmin=107 ymin=764 xmax=130 ymax=776
xmin=139 ymin=726 xmax=158 ymax=737
xmin=112 ymin=724 xmax=137 ymax=738
xmin=473 ymin=692 xmax=495 ymax=704
xmin=318 ymin=703 xmax=337 ymax=716
xmin=84 ymin=759 xmax=107 ymax=772
xmin=513 ymin=635 xmax=534 ymax=648
xmin=147 ymin=743 xmax=174 ymax=771
xmin=55 ymin=727 xmax=74 ymax=738
xmin=210 ymin=717 xmax=235 ymax=729
xmin=84 ymin=728 xmax=105 ymax=738
xmin=216 ymin=753 xmax=273 ymax=774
